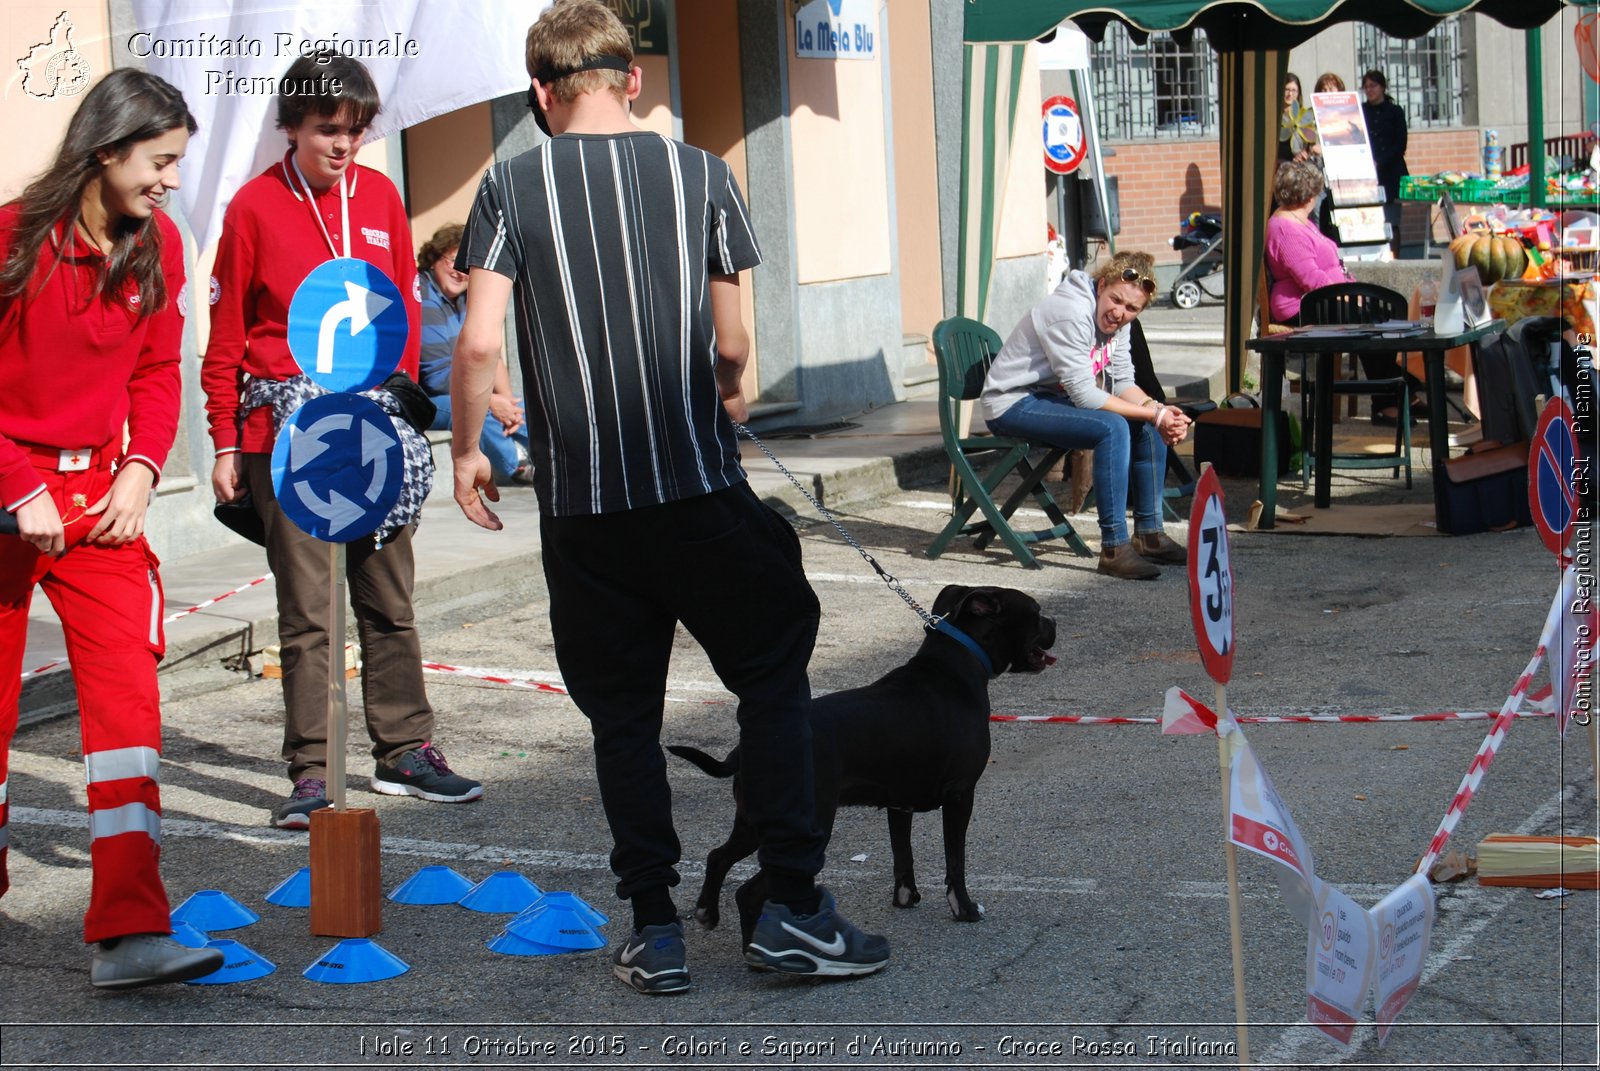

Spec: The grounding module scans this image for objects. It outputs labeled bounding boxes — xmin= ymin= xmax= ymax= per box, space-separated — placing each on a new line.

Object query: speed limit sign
xmin=1187 ymin=466 xmax=1235 ymax=683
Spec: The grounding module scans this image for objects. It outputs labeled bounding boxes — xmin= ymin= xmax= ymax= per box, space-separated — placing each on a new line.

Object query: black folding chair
xmin=925 ymin=317 xmax=1092 ymax=569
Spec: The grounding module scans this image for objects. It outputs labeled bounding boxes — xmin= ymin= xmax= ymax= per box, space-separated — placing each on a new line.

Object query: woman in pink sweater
xmin=1265 ymin=159 xmax=1349 ymax=325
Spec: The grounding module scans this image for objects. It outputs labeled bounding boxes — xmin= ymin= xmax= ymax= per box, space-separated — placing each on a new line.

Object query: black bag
xmin=1435 ymin=442 xmax=1533 ymax=536
xmin=379 ymin=372 xmax=437 ymax=436
xmin=1193 ymin=406 xmax=1291 ymax=478
xmin=0 ymin=508 xmax=15 ymax=536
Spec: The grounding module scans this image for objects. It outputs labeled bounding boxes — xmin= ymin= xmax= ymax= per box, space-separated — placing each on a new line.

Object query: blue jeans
xmin=988 ymin=391 xmax=1166 ymax=547
xmin=428 ymin=392 xmax=530 ymax=480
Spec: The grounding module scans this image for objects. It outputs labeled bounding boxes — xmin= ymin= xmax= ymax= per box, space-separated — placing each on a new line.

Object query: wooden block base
xmin=310 ymin=807 xmax=383 ymax=937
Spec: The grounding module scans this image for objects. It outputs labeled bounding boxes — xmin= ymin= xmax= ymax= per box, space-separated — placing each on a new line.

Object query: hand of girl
xmin=86 ymin=462 xmax=155 ymax=545
xmin=16 ymin=494 xmax=66 ymax=556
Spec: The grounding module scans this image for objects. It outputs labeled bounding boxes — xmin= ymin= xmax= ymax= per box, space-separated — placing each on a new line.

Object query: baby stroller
xmin=1168 ymin=211 xmax=1225 ymax=309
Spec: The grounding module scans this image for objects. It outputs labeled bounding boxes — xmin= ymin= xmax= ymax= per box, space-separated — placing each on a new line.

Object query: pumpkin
xmin=1449 ymin=234 xmax=1528 ymax=286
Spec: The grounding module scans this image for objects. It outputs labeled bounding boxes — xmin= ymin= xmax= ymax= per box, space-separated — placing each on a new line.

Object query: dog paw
xmin=947 ymin=889 xmax=985 ymax=921
xmin=893 ymin=883 xmax=921 ymax=909
xmin=693 ymin=905 xmax=720 ymax=930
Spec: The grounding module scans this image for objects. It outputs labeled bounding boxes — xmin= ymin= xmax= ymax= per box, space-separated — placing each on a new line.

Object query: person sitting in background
xmin=416 ymin=223 xmax=531 ymax=485
xmin=1266 ymin=160 xmax=1424 ymax=423
xmin=980 ymin=250 xmax=1191 ymax=582
xmin=1265 ymin=160 xmax=1351 ymax=327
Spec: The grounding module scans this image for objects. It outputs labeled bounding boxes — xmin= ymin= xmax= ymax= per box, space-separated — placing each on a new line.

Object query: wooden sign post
xmin=1187 ymin=465 xmax=1248 ymax=1067
xmin=310 ymin=542 xmax=382 ymax=938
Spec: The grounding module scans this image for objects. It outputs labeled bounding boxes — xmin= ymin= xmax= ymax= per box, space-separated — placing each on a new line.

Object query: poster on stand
xmin=1311 ymin=91 xmax=1382 ymax=207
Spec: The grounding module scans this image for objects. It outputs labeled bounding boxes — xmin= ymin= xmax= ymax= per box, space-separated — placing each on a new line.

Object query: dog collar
xmin=930 ymin=618 xmax=995 ymax=678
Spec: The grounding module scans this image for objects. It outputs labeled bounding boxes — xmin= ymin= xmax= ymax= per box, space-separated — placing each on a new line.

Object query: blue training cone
xmin=171 ymin=889 xmax=259 ymax=931
xmin=264 ymin=866 xmax=311 ymax=908
xmin=303 ymin=938 xmax=410 ymax=983
xmin=185 ymin=939 xmax=275 ymax=984
xmin=505 ymin=904 xmax=606 ymax=950
xmin=389 ymin=864 xmax=475 ymax=905
xmin=457 ymin=870 xmax=543 ymax=914
xmin=169 ymin=922 xmax=209 ymax=948
xmin=486 ymin=927 xmax=570 ymax=957
xmin=519 ymin=890 xmax=609 ymax=928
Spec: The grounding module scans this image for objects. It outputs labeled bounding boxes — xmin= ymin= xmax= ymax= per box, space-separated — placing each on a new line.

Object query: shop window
xmin=1090 ymin=26 xmax=1217 ymax=140
xmin=1356 ymin=18 xmax=1465 ymax=128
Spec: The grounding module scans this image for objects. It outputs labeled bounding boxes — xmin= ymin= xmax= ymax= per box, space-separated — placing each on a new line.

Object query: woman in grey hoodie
xmin=980 ymin=251 xmax=1191 ymax=580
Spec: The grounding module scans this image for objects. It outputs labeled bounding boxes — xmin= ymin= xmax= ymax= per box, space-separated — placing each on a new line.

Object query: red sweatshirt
xmin=201 ymin=152 xmax=421 ymax=455
xmin=0 ymin=204 xmax=184 ymax=511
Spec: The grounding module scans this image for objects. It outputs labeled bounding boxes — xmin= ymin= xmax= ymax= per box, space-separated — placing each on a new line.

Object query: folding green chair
xmin=926 ymin=317 xmax=1092 ymax=569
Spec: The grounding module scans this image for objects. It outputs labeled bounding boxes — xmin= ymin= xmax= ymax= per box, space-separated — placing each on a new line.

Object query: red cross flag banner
xmin=1372 ymin=875 xmax=1437 ymax=1047
xmin=1227 ymin=727 xmax=1314 ymax=884
xmin=1304 ymin=878 xmax=1377 ymax=1046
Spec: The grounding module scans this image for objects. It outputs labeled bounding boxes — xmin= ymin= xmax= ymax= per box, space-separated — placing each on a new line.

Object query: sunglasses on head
xmin=1119 ymin=267 xmax=1157 ymax=296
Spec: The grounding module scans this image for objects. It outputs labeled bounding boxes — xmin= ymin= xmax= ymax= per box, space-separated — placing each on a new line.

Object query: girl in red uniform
xmin=0 ymin=69 xmax=224 ymax=989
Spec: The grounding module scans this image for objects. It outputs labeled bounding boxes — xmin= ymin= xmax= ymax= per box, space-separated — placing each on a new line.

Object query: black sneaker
xmin=743 ymin=888 xmax=890 ymax=977
xmin=271 ymin=778 xmax=329 ymax=830
xmin=612 ymin=921 xmax=690 ymax=994
xmin=372 ymin=744 xmax=483 ymax=803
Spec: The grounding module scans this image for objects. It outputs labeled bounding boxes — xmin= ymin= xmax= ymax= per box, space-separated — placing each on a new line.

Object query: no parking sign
xmin=1529 ymin=397 xmax=1580 ymax=560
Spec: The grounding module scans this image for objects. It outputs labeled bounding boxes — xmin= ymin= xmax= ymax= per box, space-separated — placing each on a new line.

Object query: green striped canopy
xmin=960 ymin=0 xmax=1581 ymax=389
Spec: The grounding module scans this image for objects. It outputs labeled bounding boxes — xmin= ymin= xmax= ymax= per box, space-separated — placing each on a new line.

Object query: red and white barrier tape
xmin=19 ymin=572 xmax=274 ymax=681
xmin=994 ymin=709 xmax=1555 ymax=726
xmin=421 ymin=662 xmax=569 ymax=696
xmin=1413 ymin=599 xmax=1559 ymax=877
xmin=415 ymin=662 xmax=1559 ymax=728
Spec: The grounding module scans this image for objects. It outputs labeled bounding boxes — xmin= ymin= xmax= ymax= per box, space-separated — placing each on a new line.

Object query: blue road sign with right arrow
xmin=286 ymin=258 xmax=409 ymax=393
xmin=271 ymin=392 xmax=404 ymax=542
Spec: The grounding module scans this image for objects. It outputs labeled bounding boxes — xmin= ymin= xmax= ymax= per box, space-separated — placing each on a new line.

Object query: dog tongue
xmin=1039 ymin=651 xmax=1057 ymax=666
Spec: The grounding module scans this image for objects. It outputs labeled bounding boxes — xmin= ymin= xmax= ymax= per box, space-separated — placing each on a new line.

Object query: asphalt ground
xmin=1 ymin=465 xmax=1596 ymax=1071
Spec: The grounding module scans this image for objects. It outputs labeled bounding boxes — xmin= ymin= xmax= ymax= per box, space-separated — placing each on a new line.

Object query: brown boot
xmin=1097 ymin=542 xmax=1161 ymax=580
xmin=1134 ymin=530 xmax=1187 ymax=564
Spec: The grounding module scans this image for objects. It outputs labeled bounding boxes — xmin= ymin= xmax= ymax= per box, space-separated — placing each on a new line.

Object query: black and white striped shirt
xmin=458 ymin=131 xmax=761 ymax=517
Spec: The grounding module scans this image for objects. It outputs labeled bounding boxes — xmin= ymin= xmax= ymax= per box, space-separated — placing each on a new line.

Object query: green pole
xmin=1527 ymin=28 xmax=1546 ymax=209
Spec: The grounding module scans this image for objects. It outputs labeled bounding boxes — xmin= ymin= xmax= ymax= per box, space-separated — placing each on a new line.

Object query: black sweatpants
xmin=539 ymin=482 xmax=824 ymax=904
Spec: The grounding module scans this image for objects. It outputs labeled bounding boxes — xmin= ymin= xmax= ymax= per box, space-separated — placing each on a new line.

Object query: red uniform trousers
xmin=0 ymin=453 xmax=172 ymax=943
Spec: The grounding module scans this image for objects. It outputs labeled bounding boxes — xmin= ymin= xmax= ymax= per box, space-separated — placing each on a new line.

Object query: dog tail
xmin=665 ymin=744 xmax=739 ymax=778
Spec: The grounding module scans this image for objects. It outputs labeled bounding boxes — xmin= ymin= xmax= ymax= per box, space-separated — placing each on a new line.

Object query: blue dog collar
xmin=930 ymin=618 xmax=995 ymax=678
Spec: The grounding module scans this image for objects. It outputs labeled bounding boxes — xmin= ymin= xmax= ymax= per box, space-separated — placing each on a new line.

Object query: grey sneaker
xmin=90 ymin=933 xmax=224 ymax=990
xmin=271 ymin=777 xmax=329 ymax=830
xmin=372 ymin=744 xmax=483 ymax=803
xmin=744 ymin=888 xmax=890 ymax=977
xmin=612 ymin=921 xmax=690 ymax=994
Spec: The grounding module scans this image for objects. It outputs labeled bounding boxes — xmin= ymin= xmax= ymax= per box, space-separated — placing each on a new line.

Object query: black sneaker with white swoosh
xmin=612 ymin=921 xmax=690 ymax=994
xmin=744 ymin=888 xmax=890 ymax=976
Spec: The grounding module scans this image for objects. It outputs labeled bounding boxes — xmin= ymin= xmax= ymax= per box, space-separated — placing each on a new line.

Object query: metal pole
xmin=1527 ymin=28 xmax=1546 ymax=210
xmin=328 ymin=542 xmax=348 ymax=811
xmin=1070 ymin=66 xmax=1116 ymax=256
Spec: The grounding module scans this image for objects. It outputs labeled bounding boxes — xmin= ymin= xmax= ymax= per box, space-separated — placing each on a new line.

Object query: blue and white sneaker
xmin=612 ymin=921 xmax=690 ymax=994
xmin=744 ymin=888 xmax=889 ymax=977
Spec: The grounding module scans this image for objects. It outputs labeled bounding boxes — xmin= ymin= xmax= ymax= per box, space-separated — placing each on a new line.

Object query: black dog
xmin=668 ymin=585 xmax=1055 ymax=942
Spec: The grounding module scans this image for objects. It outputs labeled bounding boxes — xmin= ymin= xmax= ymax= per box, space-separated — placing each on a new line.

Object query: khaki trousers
xmin=244 ymin=454 xmax=434 ymax=783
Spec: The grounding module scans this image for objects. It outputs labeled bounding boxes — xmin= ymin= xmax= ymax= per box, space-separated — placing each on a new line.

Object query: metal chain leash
xmin=735 ymin=422 xmax=940 ymax=629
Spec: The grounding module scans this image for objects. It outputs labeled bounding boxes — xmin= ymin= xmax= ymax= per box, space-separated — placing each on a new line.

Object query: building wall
xmin=1103 ymin=140 xmax=1224 ymax=268
xmin=0 ymin=4 xmax=116 ymax=201
xmin=887 ymin=0 xmax=942 ymax=348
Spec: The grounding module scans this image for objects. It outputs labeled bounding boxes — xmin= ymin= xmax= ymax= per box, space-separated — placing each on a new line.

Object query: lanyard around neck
xmin=288 ymin=155 xmax=350 ymax=260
